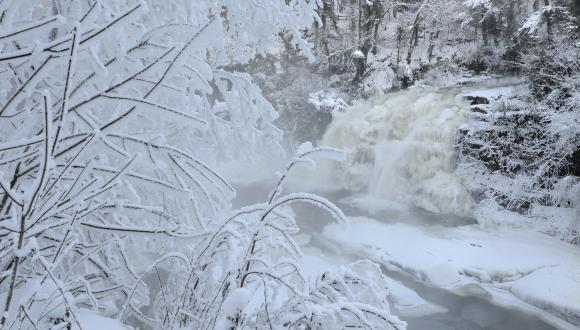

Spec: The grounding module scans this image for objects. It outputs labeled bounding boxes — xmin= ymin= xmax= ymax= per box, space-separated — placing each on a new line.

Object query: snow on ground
xmin=78 ymin=309 xmax=126 ymax=330
xmin=308 ymin=90 xmax=348 ymax=112
xmin=474 ymin=200 xmax=580 ymax=244
xmin=460 ymin=85 xmax=519 ymax=100
xmin=320 ymin=216 xmax=580 ymax=330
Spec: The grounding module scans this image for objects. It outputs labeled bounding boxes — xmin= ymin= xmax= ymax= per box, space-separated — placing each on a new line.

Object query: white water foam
xmin=319 ymin=86 xmax=475 ymax=217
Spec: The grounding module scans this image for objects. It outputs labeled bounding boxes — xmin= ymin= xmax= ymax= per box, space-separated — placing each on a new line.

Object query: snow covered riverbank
xmin=229 ymin=172 xmax=578 ymax=330
xmin=312 ymin=216 xmax=580 ymax=329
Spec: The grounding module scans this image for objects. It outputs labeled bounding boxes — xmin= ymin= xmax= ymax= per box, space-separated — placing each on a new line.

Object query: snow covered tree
xmin=0 ymin=1 xmax=407 ymax=329
xmin=0 ymin=0 xmax=310 ymax=326
xmin=353 ymin=0 xmax=384 ymax=84
xmin=457 ymin=10 xmax=580 ymax=242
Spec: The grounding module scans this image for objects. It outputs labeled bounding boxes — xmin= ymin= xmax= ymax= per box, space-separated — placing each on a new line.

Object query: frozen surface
xmin=78 ymin=309 xmax=126 ymax=330
xmin=460 ymin=85 xmax=519 ymax=100
xmin=321 ymin=217 xmax=580 ymax=329
xmin=299 ymin=245 xmax=447 ymax=318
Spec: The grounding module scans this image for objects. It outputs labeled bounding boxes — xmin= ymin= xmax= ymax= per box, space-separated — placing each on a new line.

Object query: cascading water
xmin=320 ymin=85 xmax=476 ymax=217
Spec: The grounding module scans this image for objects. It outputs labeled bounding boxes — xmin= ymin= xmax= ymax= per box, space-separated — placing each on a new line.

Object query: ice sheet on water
xmin=321 ymin=216 xmax=580 ymax=329
xmin=299 ymin=246 xmax=447 ymax=318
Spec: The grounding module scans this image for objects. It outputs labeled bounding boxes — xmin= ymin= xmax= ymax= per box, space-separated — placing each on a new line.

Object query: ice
xmin=299 ymin=245 xmax=447 ymax=318
xmin=321 ymin=216 xmax=580 ymax=329
xmin=384 ymin=277 xmax=448 ymax=317
xmin=78 ymin=309 xmax=126 ymax=330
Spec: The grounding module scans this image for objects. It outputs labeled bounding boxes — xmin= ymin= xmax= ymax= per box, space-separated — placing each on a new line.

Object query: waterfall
xmin=320 ymin=85 xmax=475 ymax=217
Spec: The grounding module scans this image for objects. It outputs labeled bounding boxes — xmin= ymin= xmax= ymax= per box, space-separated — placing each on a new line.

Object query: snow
xmin=0 ymin=280 xmax=126 ymax=329
xmin=1 ymin=0 xmax=578 ymax=327
xmin=460 ymin=86 xmax=518 ymax=100
xmin=363 ymin=66 xmax=396 ymax=95
xmin=308 ymin=90 xmax=348 ymax=112
xmin=352 ymin=50 xmax=365 ymax=59
xmin=78 ymin=309 xmax=126 ymax=330
xmin=321 ymin=216 xmax=580 ymax=329
xmin=519 ymin=10 xmax=545 ymax=35
xmin=475 ymin=199 xmax=580 ymax=250
xmin=220 ymin=287 xmax=252 ymax=318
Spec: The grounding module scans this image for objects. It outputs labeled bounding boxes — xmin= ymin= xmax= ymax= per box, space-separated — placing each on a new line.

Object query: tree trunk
xmin=353 ymin=0 xmax=383 ymax=84
xmin=428 ymin=30 xmax=439 ymax=62
xmin=481 ymin=13 xmax=489 ymax=46
xmin=406 ymin=11 xmax=421 ymax=65
xmin=544 ymin=0 xmax=552 ymax=35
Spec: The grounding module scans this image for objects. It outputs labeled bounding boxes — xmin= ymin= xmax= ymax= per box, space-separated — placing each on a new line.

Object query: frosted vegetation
xmin=0 ymin=0 xmax=578 ymax=330
xmin=0 ymin=1 xmax=404 ymax=329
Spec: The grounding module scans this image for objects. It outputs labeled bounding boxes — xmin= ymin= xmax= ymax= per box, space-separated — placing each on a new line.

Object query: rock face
xmin=464 ymin=95 xmax=490 ymax=106
xmin=457 ymin=94 xmax=499 ymax=171
xmin=460 ymin=93 xmax=489 ymax=110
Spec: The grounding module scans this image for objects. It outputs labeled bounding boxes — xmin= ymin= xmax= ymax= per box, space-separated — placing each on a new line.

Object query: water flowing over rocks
xmin=319 ymin=85 xmax=477 ymax=217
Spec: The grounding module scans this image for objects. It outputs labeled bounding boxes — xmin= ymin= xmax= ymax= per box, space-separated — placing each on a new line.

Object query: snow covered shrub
xmin=0 ymin=1 xmax=406 ymax=328
xmin=457 ymin=29 xmax=580 ymax=242
xmin=138 ymin=143 xmax=405 ymax=329
xmin=0 ymin=0 xmax=325 ymax=328
xmin=308 ymin=90 xmax=348 ymax=113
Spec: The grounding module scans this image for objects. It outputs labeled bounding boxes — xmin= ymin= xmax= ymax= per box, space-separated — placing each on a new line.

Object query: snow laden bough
xmin=120 ymin=143 xmax=406 ymax=329
xmin=0 ymin=0 xmax=362 ymax=329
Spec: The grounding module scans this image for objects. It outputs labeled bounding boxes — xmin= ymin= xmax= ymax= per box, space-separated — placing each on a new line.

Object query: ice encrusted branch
xmin=268 ymin=141 xmax=345 ymax=204
xmin=0 ymin=1 xmax=405 ymax=329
